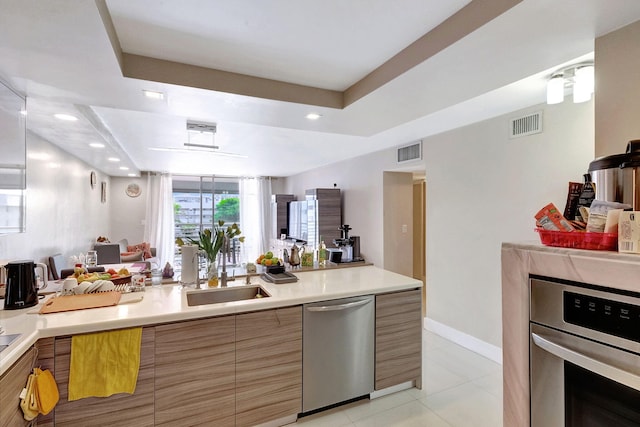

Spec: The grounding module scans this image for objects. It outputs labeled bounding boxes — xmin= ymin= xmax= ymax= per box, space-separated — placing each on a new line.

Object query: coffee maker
xmin=4 ymin=260 xmax=45 ymax=310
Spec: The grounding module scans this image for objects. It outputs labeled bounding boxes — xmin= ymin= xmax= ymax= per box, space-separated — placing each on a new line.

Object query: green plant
xmin=214 ymin=197 xmax=239 ymax=223
xmin=176 ymin=220 xmax=244 ymax=262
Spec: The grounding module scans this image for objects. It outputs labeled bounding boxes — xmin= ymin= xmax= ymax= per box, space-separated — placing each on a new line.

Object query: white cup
xmin=131 ymin=274 xmax=146 ymax=290
xmin=62 ymin=277 xmax=78 ymax=294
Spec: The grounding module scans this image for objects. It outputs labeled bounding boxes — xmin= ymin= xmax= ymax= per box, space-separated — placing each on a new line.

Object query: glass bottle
xmin=318 ymin=240 xmax=327 ymax=267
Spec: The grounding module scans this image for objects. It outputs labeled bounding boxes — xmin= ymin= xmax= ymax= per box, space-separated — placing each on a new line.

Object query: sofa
xmin=93 ymin=239 xmax=157 ymax=264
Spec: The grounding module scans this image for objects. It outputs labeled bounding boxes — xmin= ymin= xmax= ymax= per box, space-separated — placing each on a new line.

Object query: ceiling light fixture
xmin=149 ymin=120 xmax=246 ymax=158
xmin=546 ymin=63 xmax=594 ymax=105
xmin=54 ymin=113 xmax=78 ymax=121
xmin=573 ymin=65 xmax=595 ymax=103
xmin=89 ymin=142 xmax=105 ymax=148
xmin=119 ymin=166 xmax=129 ymax=170
xmin=186 ymin=120 xmax=218 ymax=149
xmin=148 ymin=146 xmax=248 ymax=158
xmin=107 ymin=157 xmax=120 ymax=162
xmin=143 ymin=90 xmax=165 ymax=100
xmin=127 ymin=173 xmax=137 ymax=177
xmin=306 ymin=113 xmax=321 ymax=120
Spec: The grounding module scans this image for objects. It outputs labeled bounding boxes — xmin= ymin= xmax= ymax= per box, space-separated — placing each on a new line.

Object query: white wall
xmin=424 ymin=100 xmax=594 ymax=350
xmin=110 ymin=176 xmax=147 ymax=245
xmin=285 ymin=99 xmax=594 ymax=353
xmin=284 ymin=150 xmax=402 ymax=266
xmin=383 ymin=172 xmax=414 ymax=276
xmin=0 ymin=132 xmax=111 ymax=269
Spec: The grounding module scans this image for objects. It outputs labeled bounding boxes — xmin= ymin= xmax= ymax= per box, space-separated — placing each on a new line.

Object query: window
xmin=172 ymin=176 xmax=241 ymax=270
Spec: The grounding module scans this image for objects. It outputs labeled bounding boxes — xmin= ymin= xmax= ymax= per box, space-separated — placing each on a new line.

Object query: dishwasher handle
xmin=306 ymin=298 xmax=371 ymax=312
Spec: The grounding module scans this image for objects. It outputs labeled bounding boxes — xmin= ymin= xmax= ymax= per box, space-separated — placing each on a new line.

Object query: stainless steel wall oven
xmin=530 ymin=276 xmax=640 ymax=426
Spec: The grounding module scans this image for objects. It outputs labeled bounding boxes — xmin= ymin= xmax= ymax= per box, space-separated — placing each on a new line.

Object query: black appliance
xmin=4 ymin=260 xmax=39 ymax=310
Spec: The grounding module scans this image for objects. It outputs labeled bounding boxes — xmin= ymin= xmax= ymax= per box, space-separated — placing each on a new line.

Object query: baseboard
xmin=370 ymin=381 xmax=414 ymax=399
xmin=424 ymin=317 xmax=503 ymax=364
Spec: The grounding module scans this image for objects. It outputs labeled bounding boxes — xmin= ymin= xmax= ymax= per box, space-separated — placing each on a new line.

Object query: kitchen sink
xmin=0 ymin=333 xmax=21 ymax=354
xmin=186 ymin=285 xmax=270 ymax=306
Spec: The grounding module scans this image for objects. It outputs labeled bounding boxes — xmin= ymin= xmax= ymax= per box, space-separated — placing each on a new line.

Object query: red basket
xmin=535 ymin=229 xmax=618 ymax=251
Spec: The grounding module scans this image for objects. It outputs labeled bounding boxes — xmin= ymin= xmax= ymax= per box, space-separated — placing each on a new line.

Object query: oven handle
xmin=532 ymin=332 xmax=640 ymax=392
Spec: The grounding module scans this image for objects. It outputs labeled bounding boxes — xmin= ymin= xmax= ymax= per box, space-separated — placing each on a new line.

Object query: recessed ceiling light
xmin=89 ymin=142 xmax=105 ymax=148
xmin=54 ymin=113 xmax=78 ymax=121
xmin=306 ymin=113 xmax=321 ymax=120
xmin=143 ymin=90 xmax=164 ymax=100
xmin=107 ymin=157 xmax=120 ymax=162
xmin=19 ymin=109 xmax=27 ymax=116
xmin=127 ymin=173 xmax=137 ymax=177
xmin=119 ymin=166 xmax=129 ymax=170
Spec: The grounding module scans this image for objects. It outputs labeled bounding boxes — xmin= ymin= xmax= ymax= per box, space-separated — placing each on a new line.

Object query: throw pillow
xmin=121 ymin=251 xmax=143 ymax=262
xmin=127 ymin=242 xmax=152 ymax=260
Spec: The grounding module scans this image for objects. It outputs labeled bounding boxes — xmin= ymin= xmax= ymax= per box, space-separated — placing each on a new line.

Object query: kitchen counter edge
xmin=0 ymin=265 xmax=421 ymax=375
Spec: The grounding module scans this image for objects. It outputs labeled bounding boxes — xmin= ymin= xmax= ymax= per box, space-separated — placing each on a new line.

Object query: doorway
xmin=382 ymin=171 xmax=427 ymax=316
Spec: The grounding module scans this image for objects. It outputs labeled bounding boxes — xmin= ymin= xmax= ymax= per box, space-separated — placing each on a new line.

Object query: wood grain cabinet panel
xmin=236 ymin=306 xmax=302 ymax=427
xmin=52 ymin=327 xmax=156 ymax=427
xmin=0 ymin=346 xmax=35 ymax=427
xmin=155 ymin=316 xmax=236 ymax=427
xmin=375 ymin=289 xmax=422 ymax=390
xmin=35 ymin=338 xmax=56 ymax=427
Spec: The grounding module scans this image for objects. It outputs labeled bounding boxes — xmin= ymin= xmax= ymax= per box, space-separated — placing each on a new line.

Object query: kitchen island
xmin=502 ymin=242 xmax=640 ymax=427
xmin=0 ymin=265 xmax=422 ymax=426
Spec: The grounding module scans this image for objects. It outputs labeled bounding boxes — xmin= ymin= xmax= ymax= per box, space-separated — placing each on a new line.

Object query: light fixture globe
xmin=546 ymin=73 xmax=565 ymax=105
xmin=573 ymin=65 xmax=595 ymax=103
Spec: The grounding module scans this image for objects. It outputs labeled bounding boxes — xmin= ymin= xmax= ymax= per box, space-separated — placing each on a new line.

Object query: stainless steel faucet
xmin=220 ymin=235 xmax=235 ymax=287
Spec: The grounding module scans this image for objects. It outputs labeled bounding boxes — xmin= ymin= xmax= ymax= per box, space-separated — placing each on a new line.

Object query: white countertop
xmin=0 ymin=265 xmax=421 ymax=375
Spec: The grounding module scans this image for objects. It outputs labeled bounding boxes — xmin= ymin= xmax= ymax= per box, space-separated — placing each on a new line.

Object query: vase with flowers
xmin=176 ymin=220 xmax=244 ymax=287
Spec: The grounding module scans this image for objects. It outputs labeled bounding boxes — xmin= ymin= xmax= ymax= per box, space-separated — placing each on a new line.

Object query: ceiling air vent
xmin=510 ymin=111 xmax=542 ymax=138
xmin=397 ymin=141 xmax=422 ymax=163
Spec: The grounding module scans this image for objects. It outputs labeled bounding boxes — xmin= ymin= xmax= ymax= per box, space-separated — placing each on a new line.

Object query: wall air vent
xmin=397 ymin=141 xmax=422 ymax=163
xmin=510 ymin=111 xmax=542 ymax=138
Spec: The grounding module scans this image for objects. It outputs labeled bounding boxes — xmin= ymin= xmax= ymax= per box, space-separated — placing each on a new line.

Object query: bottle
xmin=575 ymin=173 xmax=596 ymax=222
xmin=318 ymin=240 xmax=327 ymax=267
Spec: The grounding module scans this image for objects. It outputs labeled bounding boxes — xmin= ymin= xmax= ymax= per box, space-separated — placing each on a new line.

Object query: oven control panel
xmin=564 ymin=291 xmax=640 ymax=343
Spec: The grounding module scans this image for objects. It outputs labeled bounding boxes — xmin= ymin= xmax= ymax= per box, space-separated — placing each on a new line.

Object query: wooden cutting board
xmin=39 ymin=291 xmax=122 ymax=314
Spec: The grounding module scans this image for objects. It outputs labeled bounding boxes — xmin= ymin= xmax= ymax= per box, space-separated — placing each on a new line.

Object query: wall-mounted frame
xmin=0 ymin=79 xmax=26 ymax=235
xmin=101 ymin=181 xmax=107 ymax=203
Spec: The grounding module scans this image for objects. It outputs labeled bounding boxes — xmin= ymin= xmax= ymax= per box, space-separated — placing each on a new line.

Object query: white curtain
xmin=144 ymin=173 xmax=175 ymax=269
xmin=239 ymin=177 xmax=272 ymax=261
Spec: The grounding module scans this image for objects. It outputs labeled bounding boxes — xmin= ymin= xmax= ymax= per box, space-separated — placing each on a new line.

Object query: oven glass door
xmin=530 ymin=323 xmax=640 ymax=427
xmin=565 ymin=363 xmax=640 ymax=426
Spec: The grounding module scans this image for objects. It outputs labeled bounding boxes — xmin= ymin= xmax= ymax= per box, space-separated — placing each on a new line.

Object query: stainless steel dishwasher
xmin=302 ymin=295 xmax=374 ymax=413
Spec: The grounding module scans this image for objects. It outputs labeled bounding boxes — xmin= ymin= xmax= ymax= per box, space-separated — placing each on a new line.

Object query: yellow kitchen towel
xmin=68 ymin=327 xmax=142 ymax=401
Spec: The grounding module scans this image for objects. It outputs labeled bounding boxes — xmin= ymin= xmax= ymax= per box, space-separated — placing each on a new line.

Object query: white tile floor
xmin=291 ymin=330 xmax=503 ymax=427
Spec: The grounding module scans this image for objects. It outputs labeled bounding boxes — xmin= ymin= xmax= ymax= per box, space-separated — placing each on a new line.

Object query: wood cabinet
xmin=375 ymin=289 xmax=422 ymax=390
xmin=236 ymin=306 xmax=302 ymax=426
xmin=0 ymin=346 xmax=35 ymax=426
xmin=52 ymin=328 xmax=156 ymax=426
xmin=36 ymin=338 xmax=55 ymax=427
xmin=155 ymin=316 xmax=236 ymax=427
xmin=4 ymin=287 xmax=422 ymax=425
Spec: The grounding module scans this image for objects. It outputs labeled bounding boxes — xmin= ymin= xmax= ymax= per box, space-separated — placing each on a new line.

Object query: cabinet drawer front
xmin=376 ymin=289 xmax=422 ymax=390
xmin=53 ymin=328 xmax=156 ymax=426
xmin=236 ymin=306 xmax=302 ymax=427
xmin=155 ymin=316 xmax=235 ymax=427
